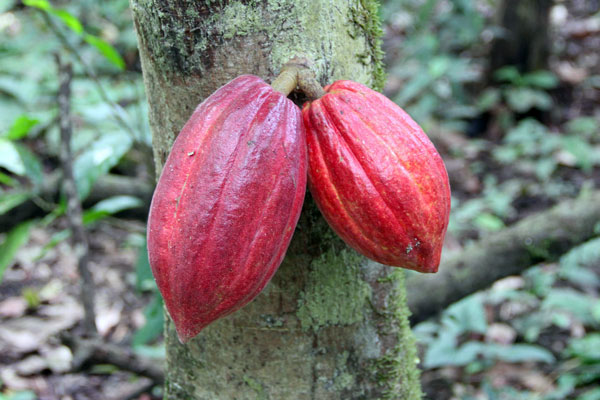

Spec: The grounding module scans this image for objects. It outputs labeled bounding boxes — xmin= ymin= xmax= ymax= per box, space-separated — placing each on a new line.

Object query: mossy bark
xmin=130 ymin=1 xmax=422 ymax=398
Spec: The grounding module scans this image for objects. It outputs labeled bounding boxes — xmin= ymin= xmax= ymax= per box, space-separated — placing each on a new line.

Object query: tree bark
xmin=130 ymin=1 xmax=422 ymax=399
xmin=407 ymin=190 xmax=600 ymax=323
xmin=489 ymin=0 xmax=553 ymax=74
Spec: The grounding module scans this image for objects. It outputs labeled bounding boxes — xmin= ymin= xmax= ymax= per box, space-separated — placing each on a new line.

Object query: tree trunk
xmin=130 ymin=1 xmax=422 ymax=399
xmin=489 ymin=0 xmax=552 ymax=74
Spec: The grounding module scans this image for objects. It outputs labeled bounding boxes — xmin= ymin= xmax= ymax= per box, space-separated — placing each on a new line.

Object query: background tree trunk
xmin=489 ymin=0 xmax=553 ymax=75
xmin=130 ymin=1 xmax=422 ymax=399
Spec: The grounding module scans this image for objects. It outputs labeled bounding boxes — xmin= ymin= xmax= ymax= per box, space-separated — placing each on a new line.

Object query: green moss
xmin=221 ymin=2 xmax=262 ymax=39
xmin=372 ymin=270 xmax=423 ymax=400
xmin=243 ymin=376 xmax=267 ymax=400
xmin=349 ymin=0 xmax=387 ymax=91
xmin=296 ymin=248 xmax=371 ymax=332
xmin=332 ymin=351 xmax=356 ymax=391
xmin=164 ymin=316 xmax=198 ymax=399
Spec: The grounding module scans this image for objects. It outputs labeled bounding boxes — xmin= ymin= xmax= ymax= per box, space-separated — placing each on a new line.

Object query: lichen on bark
xmin=296 ymin=248 xmax=371 ymax=332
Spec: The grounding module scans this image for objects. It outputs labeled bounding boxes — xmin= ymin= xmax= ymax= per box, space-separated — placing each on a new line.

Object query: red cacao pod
xmin=147 ymin=75 xmax=307 ymax=342
xmin=303 ymin=80 xmax=450 ymax=273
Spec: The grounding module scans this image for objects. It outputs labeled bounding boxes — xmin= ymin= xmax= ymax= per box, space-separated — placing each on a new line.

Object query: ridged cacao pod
xmin=147 ymin=75 xmax=307 ymax=342
xmin=302 ymin=80 xmax=450 ymax=273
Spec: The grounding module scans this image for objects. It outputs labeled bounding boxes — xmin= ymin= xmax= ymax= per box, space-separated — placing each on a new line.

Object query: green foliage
xmin=415 ymin=294 xmax=555 ymax=370
xmin=448 ymin=176 xmax=518 ymax=235
xmin=0 ymin=0 xmax=151 ymax=245
xmin=2 ymin=115 xmax=39 ymax=140
xmin=418 ymin=238 xmax=600 ymax=396
xmin=559 ymin=237 xmax=600 ymax=288
xmin=132 ymin=239 xmax=164 ymax=347
xmin=0 ymin=115 xmax=44 ymax=189
xmin=476 ymin=67 xmax=559 ymax=114
xmin=22 ymin=0 xmax=125 ymax=70
xmin=133 ymin=294 xmax=164 ymax=347
xmin=82 ymin=195 xmax=143 ymax=225
xmin=0 ymin=220 xmax=35 ymax=283
xmin=0 ymin=390 xmax=37 ymax=400
xmin=73 ymin=134 xmax=133 ymax=199
xmin=383 ymin=0 xmax=484 ymax=127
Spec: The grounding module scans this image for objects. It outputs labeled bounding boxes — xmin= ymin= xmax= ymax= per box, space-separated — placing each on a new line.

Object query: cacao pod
xmin=147 ymin=75 xmax=307 ymax=342
xmin=302 ymin=80 xmax=450 ymax=273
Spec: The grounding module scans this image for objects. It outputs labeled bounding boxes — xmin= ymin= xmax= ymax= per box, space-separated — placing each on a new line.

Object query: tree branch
xmin=0 ymin=173 xmax=153 ymax=233
xmin=407 ymin=190 xmax=600 ymax=323
xmin=61 ymin=333 xmax=164 ymax=384
xmin=57 ymin=55 xmax=97 ymax=336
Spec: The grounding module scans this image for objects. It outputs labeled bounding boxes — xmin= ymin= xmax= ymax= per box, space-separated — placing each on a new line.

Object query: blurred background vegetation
xmin=0 ymin=0 xmax=599 ymax=399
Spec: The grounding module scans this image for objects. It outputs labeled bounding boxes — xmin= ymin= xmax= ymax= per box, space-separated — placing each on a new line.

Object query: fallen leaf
xmin=0 ymin=296 xmax=28 ymax=318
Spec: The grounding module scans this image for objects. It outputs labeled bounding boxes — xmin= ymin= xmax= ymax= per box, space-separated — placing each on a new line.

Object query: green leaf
xmin=444 ymin=294 xmax=487 ymax=334
xmin=542 ymin=288 xmax=600 ymax=325
xmin=505 ymin=87 xmax=553 ymax=113
xmin=0 ymin=172 xmax=17 ymax=186
xmin=473 ymin=212 xmax=505 ymax=232
xmin=566 ymin=117 xmax=599 ymax=138
xmin=82 ymin=195 xmax=143 ymax=225
xmin=83 ymin=34 xmax=125 ymax=70
xmin=73 ymin=133 xmax=132 ymax=199
xmin=524 ymin=266 xmax=556 ymax=297
xmin=0 ymin=390 xmax=38 ymax=400
xmin=13 ymin=143 xmax=44 ymax=188
xmin=0 ymin=192 xmax=30 ymax=215
xmin=0 ymin=140 xmax=43 ymax=187
xmin=135 ymin=241 xmax=155 ymax=292
xmin=494 ymin=66 xmax=521 ymax=84
xmin=522 ymin=70 xmax=559 ymax=89
xmin=428 ymin=56 xmax=450 ymax=79
xmin=423 ymin=330 xmax=460 ymax=368
xmin=24 ymin=0 xmax=83 ymax=34
xmin=395 ymin=73 xmax=432 ymax=105
xmin=535 ymin=158 xmax=557 ymax=180
xmin=22 ymin=0 xmax=51 ymax=11
xmin=132 ymin=294 xmax=164 ymax=346
xmin=92 ymin=195 xmax=143 ymax=214
xmin=4 ymin=115 xmax=39 ymax=140
xmin=476 ymin=88 xmax=501 ymax=112
xmin=562 ymin=135 xmax=594 ymax=171
xmin=491 ymin=343 xmax=555 ymax=363
xmin=48 ymin=8 xmax=84 ymax=34
xmin=578 ymin=387 xmax=600 ymax=400
xmin=0 ymin=138 xmax=26 ymax=175
xmin=0 ymin=0 xmax=17 ymax=13
xmin=566 ymin=334 xmax=600 ymax=362
xmin=0 ymin=220 xmax=35 ymax=283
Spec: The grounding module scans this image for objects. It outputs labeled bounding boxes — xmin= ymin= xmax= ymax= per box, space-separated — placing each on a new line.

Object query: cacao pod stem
xmin=271 ymin=57 xmax=326 ymax=100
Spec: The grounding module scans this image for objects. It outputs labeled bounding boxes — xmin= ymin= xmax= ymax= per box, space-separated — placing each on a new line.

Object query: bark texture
xmin=489 ymin=0 xmax=552 ymax=74
xmin=130 ymin=0 xmax=422 ymax=399
xmin=408 ymin=190 xmax=600 ymax=323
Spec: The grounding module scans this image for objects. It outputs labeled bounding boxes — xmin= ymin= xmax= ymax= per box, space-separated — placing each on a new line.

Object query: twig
xmin=40 ymin=10 xmax=140 ymax=140
xmin=0 ymin=173 xmax=153 ymax=233
xmin=56 ymin=55 xmax=97 ymax=336
xmin=61 ymin=333 xmax=165 ymax=384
